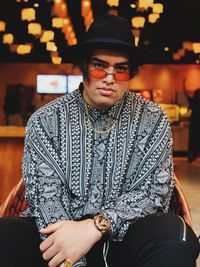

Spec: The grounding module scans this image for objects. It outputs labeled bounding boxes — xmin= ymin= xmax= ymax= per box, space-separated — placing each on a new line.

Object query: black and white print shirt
xmin=22 ymin=84 xmax=174 ymax=265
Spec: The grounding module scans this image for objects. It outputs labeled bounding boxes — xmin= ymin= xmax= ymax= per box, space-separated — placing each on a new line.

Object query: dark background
xmin=0 ymin=0 xmax=200 ymax=64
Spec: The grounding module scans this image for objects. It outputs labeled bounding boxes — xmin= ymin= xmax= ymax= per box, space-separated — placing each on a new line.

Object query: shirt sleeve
xmin=22 ymin=117 xmax=73 ymax=229
xmin=22 ymin=116 xmax=87 ymax=267
xmin=101 ymin=113 xmax=174 ymax=241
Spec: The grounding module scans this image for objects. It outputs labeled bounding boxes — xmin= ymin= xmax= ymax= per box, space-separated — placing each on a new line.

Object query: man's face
xmin=83 ymin=49 xmax=131 ymax=110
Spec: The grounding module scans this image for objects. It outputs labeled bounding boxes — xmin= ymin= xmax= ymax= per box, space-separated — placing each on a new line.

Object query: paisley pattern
xmin=22 ymin=84 xmax=174 ymax=265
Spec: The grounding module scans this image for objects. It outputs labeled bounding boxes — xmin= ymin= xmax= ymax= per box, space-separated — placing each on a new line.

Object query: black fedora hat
xmin=67 ymin=14 xmax=153 ymax=66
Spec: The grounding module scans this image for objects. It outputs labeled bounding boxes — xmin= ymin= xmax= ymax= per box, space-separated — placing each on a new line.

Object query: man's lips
xmin=98 ymin=87 xmax=115 ymax=96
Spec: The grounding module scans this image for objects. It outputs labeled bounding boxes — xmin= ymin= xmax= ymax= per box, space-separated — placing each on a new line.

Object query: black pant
xmin=0 ymin=213 xmax=199 ymax=267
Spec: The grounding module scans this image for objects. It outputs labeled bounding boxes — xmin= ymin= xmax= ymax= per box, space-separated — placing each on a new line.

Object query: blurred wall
xmin=0 ymin=63 xmax=200 ymax=125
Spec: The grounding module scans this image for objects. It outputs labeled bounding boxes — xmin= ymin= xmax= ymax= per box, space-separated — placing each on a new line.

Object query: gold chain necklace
xmin=84 ymin=101 xmax=117 ymax=134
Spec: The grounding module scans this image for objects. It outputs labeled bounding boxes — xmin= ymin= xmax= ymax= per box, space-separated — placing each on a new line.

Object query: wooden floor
xmin=174 ymin=157 xmax=200 ymax=266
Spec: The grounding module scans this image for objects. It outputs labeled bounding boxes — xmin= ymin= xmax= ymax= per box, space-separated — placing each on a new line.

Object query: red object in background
xmin=140 ymin=89 xmax=152 ymax=100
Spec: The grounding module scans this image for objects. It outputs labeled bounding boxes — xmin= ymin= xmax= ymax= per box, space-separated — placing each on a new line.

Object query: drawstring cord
xmin=103 ymin=240 xmax=110 ymax=267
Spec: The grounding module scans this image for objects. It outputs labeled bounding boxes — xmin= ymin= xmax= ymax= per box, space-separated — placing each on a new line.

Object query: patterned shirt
xmin=22 ymin=84 xmax=174 ymax=266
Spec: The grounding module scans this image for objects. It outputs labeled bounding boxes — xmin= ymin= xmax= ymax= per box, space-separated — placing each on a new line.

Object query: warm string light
xmin=52 ymin=17 xmax=64 ymax=28
xmin=107 ymin=0 xmax=119 ymax=7
xmin=21 ymin=8 xmax=36 ymax=21
xmin=51 ymin=55 xmax=62 ymax=64
xmin=1 ymin=2 xmax=35 ymax=56
xmin=3 ymin=0 xmax=164 ymax=60
xmin=0 ymin=21 xmax=6 ymax=32
xmin=138 ymin=0 xmax=154 ymax=10
xmin=46 ymin=41 xmax=57 ymax=52
xmin=148 ymin=13 xmax=160 ymax=24
xmin=173 ymin=41 xmax=200 ymax=61
xmin=40 ymin=30 xmax=55 ymax=43
xmin=1 ymin=1 xmax=198 ymax=62
xmin=192 ymin=43 xmax=200 ymax=54
xmin=8 ymin=43 xmax=32 ymax=55
xmin=131 ymin=1 xmax=164 ymax=48
xmin=81 ymin=0 xmax=94 ymax=31
xmin=17 ymin=44 xmax=32 ymax=54
xmin=52 ymin=0 xmax=77 ymax=47
xmin=28 ymin=22 xmax=42 ymax=35
xmin=3 ymin=33 xmax=14 ymax=44
xmin=132 ymin=16 xmax=145 ymax=28
xmin=152 ymin=3 xmax=163 ymax=14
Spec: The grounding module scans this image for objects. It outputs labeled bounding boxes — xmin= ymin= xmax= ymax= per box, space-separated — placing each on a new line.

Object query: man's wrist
xmin=86 ymin=218 xmax=102 ymax=241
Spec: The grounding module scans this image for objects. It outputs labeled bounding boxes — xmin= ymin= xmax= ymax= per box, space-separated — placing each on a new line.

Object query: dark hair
xmin=78 ymin=48 xmax=139 ymax=81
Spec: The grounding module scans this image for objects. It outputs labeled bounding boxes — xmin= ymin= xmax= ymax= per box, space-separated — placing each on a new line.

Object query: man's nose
xmin=104 ymin=67 xmax=115 ymax=83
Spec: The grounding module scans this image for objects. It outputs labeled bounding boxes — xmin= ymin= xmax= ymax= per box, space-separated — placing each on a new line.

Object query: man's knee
xmin=126 ymin=213 xmax=199 ymax=251
xmin=124 ymin=213 xmax=199 ymax=266
xmin=142 ymin=213 xmax=198 ymax=244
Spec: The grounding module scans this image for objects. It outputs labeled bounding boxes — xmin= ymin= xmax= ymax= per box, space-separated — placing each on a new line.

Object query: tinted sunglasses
xmin=89 ymin=69 xmax=130 ymax=82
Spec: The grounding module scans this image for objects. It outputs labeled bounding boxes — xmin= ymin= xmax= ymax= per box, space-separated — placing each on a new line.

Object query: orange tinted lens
xmin=115 ymin=72 xmax=130 ymax=81
xmin=89 ymin=69 xmax=106 ymax=79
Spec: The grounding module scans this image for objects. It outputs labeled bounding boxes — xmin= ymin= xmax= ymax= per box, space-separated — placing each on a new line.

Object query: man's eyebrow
xmin=90 ymin=57 xmax=129 ymax=66
xmin=90 ymin=57 xmax=108 ymax=64
xmin=115 ymin=61 xmax=130 ymax=66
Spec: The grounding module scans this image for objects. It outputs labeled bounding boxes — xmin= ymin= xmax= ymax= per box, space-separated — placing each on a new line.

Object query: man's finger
xmin=42 ymin=242 xmax=58 ymax=261
xmin=40 ymin=236 xmax=54 ymax=252
xmin=39 ymin=221 xmax=65 ymax=234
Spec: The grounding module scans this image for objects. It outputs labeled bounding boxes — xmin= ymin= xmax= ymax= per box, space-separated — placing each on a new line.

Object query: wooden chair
xmin=0 ymin=178 xmax=27 ymax=217
xmin=0 ymin=174 xmax=192 ymax=227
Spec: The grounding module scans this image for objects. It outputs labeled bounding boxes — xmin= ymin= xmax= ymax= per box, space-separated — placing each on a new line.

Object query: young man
xmin=0 ymin=14 xmax=199 ymax=267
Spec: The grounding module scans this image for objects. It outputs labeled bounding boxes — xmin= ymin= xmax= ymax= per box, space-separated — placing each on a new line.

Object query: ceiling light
xmin=148 ymin=13 xmax=159 ymax=23
xmin=28 ymin=22 xmax=42 ymax=35
xmin=3 ymin=33 xmax=14 ymax=44
xmin=192 ymin=42 xmax=200 ymax=54
xmin=132 ymin=16 xmax=145 ymax=28
xmin=152 ymin=3 xmax=163 ymax=14
xmin=21 ymin=8 xmax=36 ymax=21
xmin=40 ymin=30 xmax=54 ymax=42
xmin=107 ymin=0 xmax=119 ymax=7
xmin=46 ymin=41 xmax=57 ymax=51
xmin=130 ymin=4 xmax=136 ymax=9
xmin=139 ymin=0 xmax=154 ymax=9
xmin=52 ymin=17 xmax=64 ymax=28
xmin=17 ymin=44 xmax=32 ymax=54
xmin=0 ymin=21 xmax=6 ymax=32
xmin=51 ymin=56 xmax=62 ymax=64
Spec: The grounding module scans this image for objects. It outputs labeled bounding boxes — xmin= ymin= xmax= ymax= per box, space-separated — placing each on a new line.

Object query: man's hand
xmin=39 ymin=219 xmax=102 ymax=267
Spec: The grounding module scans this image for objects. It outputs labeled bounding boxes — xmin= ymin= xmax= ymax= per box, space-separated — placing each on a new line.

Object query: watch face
xmin=94 ymin=214 xmax=111 ymax=235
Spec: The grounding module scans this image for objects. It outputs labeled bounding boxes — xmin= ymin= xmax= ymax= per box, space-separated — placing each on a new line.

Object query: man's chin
xmin=94 ymin=99 xmax=118 ymax=110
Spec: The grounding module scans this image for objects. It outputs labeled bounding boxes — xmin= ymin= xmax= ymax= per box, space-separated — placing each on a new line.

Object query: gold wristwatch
xmin=93 ymin=214 xmax=112 ymax=235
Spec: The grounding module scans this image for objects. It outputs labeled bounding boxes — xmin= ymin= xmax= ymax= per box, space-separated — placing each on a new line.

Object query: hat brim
xmin=65 ymin=39 xmax=154 ymax=66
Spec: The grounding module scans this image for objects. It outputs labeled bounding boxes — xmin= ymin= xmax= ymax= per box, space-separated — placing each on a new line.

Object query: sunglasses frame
xmin=88 ymin=69 xmax=130 ymax=82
